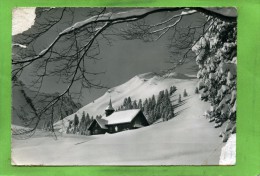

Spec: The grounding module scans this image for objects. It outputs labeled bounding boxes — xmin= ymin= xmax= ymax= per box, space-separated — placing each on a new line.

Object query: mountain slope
xmin=55 ymin=72 xmax=197 ymax=131
xmin=12 ymin=79 xmax=81 ymax=128
xmin=12 ymin=73 xmax=226 ymax=165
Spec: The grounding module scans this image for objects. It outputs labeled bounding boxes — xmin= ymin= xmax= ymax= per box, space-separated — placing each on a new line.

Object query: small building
xmin=88 ymin=99 xmax=149 ymax=135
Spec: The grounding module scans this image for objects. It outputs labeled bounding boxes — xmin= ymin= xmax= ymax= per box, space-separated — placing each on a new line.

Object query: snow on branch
xmin=12 ymin=7 xmax=236 ymax=66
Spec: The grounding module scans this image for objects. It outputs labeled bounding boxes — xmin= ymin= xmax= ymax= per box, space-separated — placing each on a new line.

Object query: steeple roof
xmin=105 ymin=99 xmax=114 ymax=111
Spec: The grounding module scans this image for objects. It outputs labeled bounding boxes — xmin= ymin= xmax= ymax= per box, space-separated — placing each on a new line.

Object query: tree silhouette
xmin=195 ymin=87 xmax=199 ymax=94
xmin=178 ymin=94 xmax=182 ymax=103
xmin=183 ymin=89 xmax=188 ymax=97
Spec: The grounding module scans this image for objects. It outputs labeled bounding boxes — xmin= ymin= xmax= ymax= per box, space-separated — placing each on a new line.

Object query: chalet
xmin=88 ymin=99 xmax=149 ymax=135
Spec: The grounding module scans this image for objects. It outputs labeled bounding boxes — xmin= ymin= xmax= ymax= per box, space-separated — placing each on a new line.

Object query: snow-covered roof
xmin=88 ymin=117 xmax=108 ymax=130
xmin=88 ymin=109 xmax=142 ymax=130
xmin=96 ymin=118 xmax=108 ymax=129
xmin=102 ymin=109 xmax=141 ymax=125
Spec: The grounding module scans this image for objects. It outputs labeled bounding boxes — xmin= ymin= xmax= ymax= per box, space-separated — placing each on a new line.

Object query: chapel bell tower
xmin=105 ymin=99 xmax=115 ymax=117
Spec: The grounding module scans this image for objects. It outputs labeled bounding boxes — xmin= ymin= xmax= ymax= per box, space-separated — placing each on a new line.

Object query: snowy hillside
xmin=219 ymin=134 xmax=236 ymax=165
xmin=55 ymin=72 xmax=197 ymax=131
xmin=12 ymin=75 xmax=227 ymax=165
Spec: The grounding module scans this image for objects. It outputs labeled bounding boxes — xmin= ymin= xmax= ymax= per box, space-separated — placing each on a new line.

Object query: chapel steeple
xmin=105 ymin=98 xmax=115 ymax=117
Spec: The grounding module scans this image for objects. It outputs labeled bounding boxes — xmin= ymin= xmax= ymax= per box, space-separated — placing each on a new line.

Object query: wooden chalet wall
xmin=88 ymin=120 xmax=107 ymax=135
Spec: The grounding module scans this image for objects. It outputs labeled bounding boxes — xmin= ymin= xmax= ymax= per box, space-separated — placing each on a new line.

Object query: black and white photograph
xmin=11 ymin=7 xmax=237 ymax=165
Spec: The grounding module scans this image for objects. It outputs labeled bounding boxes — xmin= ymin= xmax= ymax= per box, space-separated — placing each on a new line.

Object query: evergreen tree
xmin=74 ymin=114 xmax=79 ymax=126
xmin=143 ymin=98 xmax=148 ymax=114
xmin=147 ymin=110 xmax=154 ymax=124
xmin=195 ymin=87 xmax=199 ymax=94
xmin=82 ymin=111 xmax=86 ymax=119
xmin=178 ymin=94 xmax=182 ymax=103
xmin=151 ymin=109 xmax=156 ymax=123
xmin=157 ymin=90 xmax=164 ymax=105
xmin=79 ymin=112 xmax=86 ymax=134
xmin=170 ymin=86 xmax=177 ymax=95
xmin=123 ymin=98 xmax=128 ymax=110
xmin=86 ymin=113 xmax=90 ymax=124
xmin=73 ymin=114 xmax=79 ymax=134
xmin=151 ymin=95 xmax=156 ymax=107
xmin=183 ymin=89 xmax=188 ymax=97
xmin=66 ymin=120 xmax=73 ymax=134
xmin=127 ymin=97 xmax=133 ymax=109
xmin=147 ymin=97 xmax=153 ymax=112
xmin=167 ymin=105 xmax=174 ymax=120
xmin=132 ymin=100 xmax=138 ymax=109
xmin=154 ymin=104 xmax=160 ymax=121
xmin=138 ymin=99 xmax=142 ymax=109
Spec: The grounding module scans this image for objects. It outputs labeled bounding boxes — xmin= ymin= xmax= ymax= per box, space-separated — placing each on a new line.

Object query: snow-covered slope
xmin=55 ymin=72 xmax=197 ymax=131
xmin=219 ymin=134 xmax=236 ymax=165
xmin=12 ymin=75 xmax=227 ymax=165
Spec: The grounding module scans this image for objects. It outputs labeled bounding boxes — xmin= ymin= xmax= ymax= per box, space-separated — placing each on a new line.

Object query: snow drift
xmin=219 ymin=134 xmax=236 ymax=165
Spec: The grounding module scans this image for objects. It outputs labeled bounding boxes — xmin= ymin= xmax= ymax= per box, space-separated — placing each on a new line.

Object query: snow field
xmin=12 ymin=74 xmax=230 ymax=165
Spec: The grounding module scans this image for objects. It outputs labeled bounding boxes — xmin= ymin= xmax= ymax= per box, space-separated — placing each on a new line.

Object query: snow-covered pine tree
xmin=157 ymin=90 xmax=165 ymax=105
xmin=147 ymin=97 xmax=152 ymax=112
xmin=66 ymin=120 xmax=72 ymax=134
xmin=86 ymin=113 xmax=90 ymax=122
xmin=143 ymin=98 xmax=148 ymax=114
xmin=192 ymin=17 xmax=237 ymax=141
xmin=127 ymin=97 xmax=133 ymax=109
xmin=122 ymin=98 xmax=127 ymax=110
xmin=195 ymin=87 xmax=199 ymax=94
xmin=138 ymin=99 xmax=143 ymax=110
xmin=74 ymin=114 xmax=79 ymax=126
xmin=79 ymin=112 xmax=86 ymax=135
xmin=183 ymin=89 xmax=188 ymax=97
xmin=149 ymin=109 xmax=155 ymax=124
xmin=153 ymin=104 xmax=159 ymax=121
xmin=170 ymin=86 xmax=177 ymax=95
xmin=73 ymin=114 xmax=79 ymax=134
xmin=151 ymin=95 xmax=156 ymax=107
xmin=132 ymin=100 xmax=138 ymax=109
xmin=82 ymin=113 xmax=90 ymax=135
xmin=167 ymin=105 xmax=174 ymax=120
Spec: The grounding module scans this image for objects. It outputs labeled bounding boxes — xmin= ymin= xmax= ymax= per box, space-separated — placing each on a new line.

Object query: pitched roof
xmin=102 ymin=109 xmax=141 ymax=125
xmin=88 ymin=117 xmax=108 ymax=130
xmin=88 ymin=109 xmax=144 ymax=130
xmin=96 ymin=117 xmax=108 ymax=129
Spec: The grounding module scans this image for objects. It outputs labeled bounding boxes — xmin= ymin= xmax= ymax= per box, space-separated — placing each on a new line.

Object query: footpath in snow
xmin=12 ymin=79 xmax=228 ymax=165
